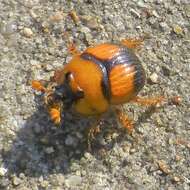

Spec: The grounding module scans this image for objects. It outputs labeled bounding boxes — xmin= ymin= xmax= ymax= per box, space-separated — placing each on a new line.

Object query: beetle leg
xmin=131 ymin=96 xmax=165 ymax=106
xmin=115 ymin=107 xmax=134 ymax=134
xmin=32 ymin=80 xmax=61 ymax=124
xmin=31 ymin=80 xmax=47 ymax=92
xmin=67 ymin=42 xmax=80 ymax=56
xmin=48 ymin=103 xmax=61 ymax=125
xmin=121 ymin=38 xmax=144 ymax=49
xmin=87 ymin=117 xmax=102 ymax=151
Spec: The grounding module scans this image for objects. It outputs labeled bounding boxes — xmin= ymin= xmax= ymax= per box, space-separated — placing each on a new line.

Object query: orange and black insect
xmin=32 ymin=38 xmax=164 ymax=135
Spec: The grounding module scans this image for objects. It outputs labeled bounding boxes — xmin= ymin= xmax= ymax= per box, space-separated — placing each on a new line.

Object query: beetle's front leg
xmin=48 ymin=103 xmax=62 ymax=125
xmin=31 ymin=80 xmax=47 ymax=92
xmin=32 ymin=80 xmax=62 ymax=125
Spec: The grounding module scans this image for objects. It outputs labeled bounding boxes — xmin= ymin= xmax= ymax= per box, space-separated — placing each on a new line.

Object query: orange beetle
xmin=32 ymin=38 xmax=164 ymax=137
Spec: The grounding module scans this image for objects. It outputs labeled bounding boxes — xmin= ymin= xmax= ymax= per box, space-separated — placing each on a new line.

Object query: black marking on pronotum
xmin=81 ymin=53 xmax=111 ymax=101
xmin=53 ymin=72 xmax=84 ymax=109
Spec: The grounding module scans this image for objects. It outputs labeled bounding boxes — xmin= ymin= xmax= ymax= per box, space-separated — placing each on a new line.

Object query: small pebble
xmin=29 ymin=10 xmax=38 ymax=19
xmin=69 ymin=10 xmax=80 ymax=24
xmin=65 ymin=135 xmax=75 ymax=146
xmin=40 ymin=180 xmax=49 ymax=188
xmin=159 ymin=22 xmax=170 ymax=32
xmin=173 ymin=176 xmax=181 ymax=182
xmin=45 ymin=64 xmax=54 ymax=71
xmin=49 ymin=174 xmax=65 ymax=186
xmin=130 ymin=148 xmax=136 ymax=153
xmin=167 ymin=187 xmax=175 ymax=190
xmin=149 ymin=73 xmax=159 ymax=84
xmin=0 ymin=167 xmax=7 ymax=176
xmin=40 ymin=136 xmax=50 ymax=145
xmin=38 ymin=176 xmax=44 ymax=182
xmin=0 ymin=178 xmax=10 ymax=187
xmin=65 ymin=175 xmax=82 ymax=187
xmin=12 ymin=176 xmax=22 ymax=186
xmin=84 ymin=152 xmax=93 ymax=160
xmin=157 ymin=160 xmax=171 ymax=174
xmin=174 ymin=0 xmax=181 ymax=5
xmin=152 ymin=10 xmax=159 ymax=18
xmin=49 ymin=12 xmax=65 ymax=22
xmin=130 ymin=8 xmax=141 ymax=18
xmin=80 ymin=26 xmax=91 ymax=34
xmin=86 ymin=19 xmax=100 ymax=30
xmin=137 ymin=0 xmax=147 ymax=8
xmin=175 ymin=155 xmax=182 ymax=161
xmin=23 ymin=27 xmax=33 ymax=38
xmin=170 ymin=96 xmax=182 ymax=105
xmin=173 ymin=25 xmax=183 ymax=35
xmin=0 ymin=21 xmax=17 ymax=36
xmin=162 ymin=65 xmax=171 ymax=76
xmin=19 ymin=173 xmax=25 ymax=179
xmin=45 ymin=147 xmax=55 ymax=154
xmin=185 ymin=5 xmax=190 ymax=17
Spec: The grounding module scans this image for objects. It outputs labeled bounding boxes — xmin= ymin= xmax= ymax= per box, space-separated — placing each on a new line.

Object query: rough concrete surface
xmin=0 ymin=0 xmax=189 ymax=190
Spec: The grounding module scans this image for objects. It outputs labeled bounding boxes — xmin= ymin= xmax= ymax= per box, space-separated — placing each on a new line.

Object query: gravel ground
xmin=0 ymin=0 xmax=190 ymax=190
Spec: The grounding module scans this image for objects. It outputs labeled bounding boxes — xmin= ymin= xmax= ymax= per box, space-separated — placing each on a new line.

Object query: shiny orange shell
xmin=83 ymin=43 xmax=145 ymax=105
xmin=52 ymin=43 xmax=145 ymax=115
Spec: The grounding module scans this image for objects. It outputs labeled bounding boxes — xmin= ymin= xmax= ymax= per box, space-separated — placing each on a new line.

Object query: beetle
xmin=32 ymin=38 xmax=164 ymax=144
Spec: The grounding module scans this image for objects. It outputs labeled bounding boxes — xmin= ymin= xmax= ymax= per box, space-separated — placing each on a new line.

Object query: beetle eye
xmin=75 ymin=90 xmax=84 ymax=99
xmin=54 ymin=85 xmax=65 ymax=100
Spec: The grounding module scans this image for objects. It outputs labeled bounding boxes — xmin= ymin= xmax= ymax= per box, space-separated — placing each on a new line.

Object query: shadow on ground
xmin=3 ymin=103 xmax=89 ymax=177
xmin=2 ymin=95 xmax=158 ymax=177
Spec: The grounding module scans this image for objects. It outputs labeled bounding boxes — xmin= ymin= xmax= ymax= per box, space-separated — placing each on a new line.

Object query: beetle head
xmin=53 ymin=72 xmax=84 ymax=110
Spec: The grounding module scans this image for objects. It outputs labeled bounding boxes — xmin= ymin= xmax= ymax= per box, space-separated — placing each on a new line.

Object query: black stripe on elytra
xmin=134 ymin=61 xmax=146 ymax=92
xmin=80 ymin=53 xmax=111 ymax=101
xmin=108 ymin=46 xmax=146 ymax=93
xmin=81 ymin=46 xmax=146 ymax=100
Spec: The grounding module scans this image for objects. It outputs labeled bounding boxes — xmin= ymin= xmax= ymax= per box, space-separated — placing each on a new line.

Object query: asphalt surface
xmin=0 ymin=0 xmax=189 ymax=190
